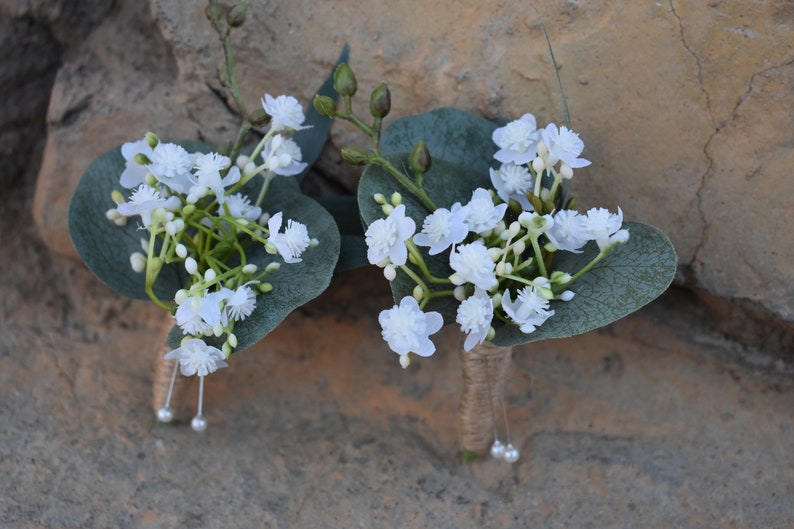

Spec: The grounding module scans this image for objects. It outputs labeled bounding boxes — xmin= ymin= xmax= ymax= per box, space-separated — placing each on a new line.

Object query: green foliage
xmin=358 ymin=108 xmax=677 ymax=345
xmin=69 ymin=141 xmax=340 ymax=354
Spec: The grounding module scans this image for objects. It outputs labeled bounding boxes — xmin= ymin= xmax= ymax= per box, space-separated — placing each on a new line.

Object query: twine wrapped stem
xmin=458 ymin=341 xmax=513 ymax=455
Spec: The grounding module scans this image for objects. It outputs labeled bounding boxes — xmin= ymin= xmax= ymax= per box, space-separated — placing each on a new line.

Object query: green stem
xmin=370 ymin=154 xmax=437 ymax=211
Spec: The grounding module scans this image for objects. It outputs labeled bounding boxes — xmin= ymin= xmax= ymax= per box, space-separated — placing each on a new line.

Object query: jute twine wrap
xmin=458 ymin=341 xmax=513 ymax=454
xmin=151 ymin=342 xmax=190 ymax=415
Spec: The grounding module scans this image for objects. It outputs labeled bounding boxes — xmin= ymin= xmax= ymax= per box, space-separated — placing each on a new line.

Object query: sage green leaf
xmin=491 ymin=221 xmax=676 ymax=346
xmin=380 ymin=107 xmax=498 ymax=174
xmin=68 ymin=141 xmax=210 ymax=301
xmin=358 ymin=153 xmax=677 ymax=347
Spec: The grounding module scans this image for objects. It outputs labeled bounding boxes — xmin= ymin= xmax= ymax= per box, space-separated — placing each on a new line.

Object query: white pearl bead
xmin=490 ymin=440 xmax=506 ymax=459
xmin=503 ymin=444 xmax=519 ymax=463
xmin=156 ymin=407 xmax=174 ymax=423
xmin=191 ymin=415 xmax=207 ymax=432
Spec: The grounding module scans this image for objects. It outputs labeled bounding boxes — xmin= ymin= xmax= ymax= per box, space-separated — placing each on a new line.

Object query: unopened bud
xmin=340 ymin=146 xmax=369 ymax=165
xmin=130 ymin=252 xmax=146 ymax=273
xmin=383 ymin=264 xmax=397 ymax=281
xmin=185 ymin=257 xmax=198 ymax=275
xmin=373 ymin=193 xmax=387 ymax=205
xmin=390 ymin=192 xmax=402 ymax=206
xmin=333 ymin=63 xmax=357 ymax=96
xmin=249 ymin=107 xmax=270 ymax=127
xmin=227 ymin=333 xmax=238 ymax=348
xmin=175 ymin=243 xmax=188 ymax=258
xmin=408 ymin=140 xmax=431 ymax=174
xmin=313 ymin=95 xmax=337 ymax=118
xmin=259 ymin=282 xmax=273 ymax=293
xmin=369 ymin=82 xmax=391 ymax=118
xmin=182 ymin=204 xmax=196 ymax=217
xmin=453 ymin=285 xmax=467 ymax=301
xmin=227 ymin=0 xmax=248 ymax=27
xmin=412 ymin=285 xmax=424 ymax=301
xmin=205 ymin=1 xmax=225 ymax=24
xmin=111 ymin=190 xmax=125 ymax=204
xmin=204 ymin=269 xmax=216 ymax=282
xmin=532 ymin=156 xmax=545 ymax=173
xmin=399 ymin=354 xmax=410 ymax=369
xmin=242 ymin=263 xmax=258 ymax=274
xmin=174 ymin=289 xmax=190 ymax=305
xmin=265 ymin=262 xmax=281 ymax=273
xmin=559 ymin=163 xmax=574 ymax=179
xmin=134 ymin=153 xmax=152 ymax=166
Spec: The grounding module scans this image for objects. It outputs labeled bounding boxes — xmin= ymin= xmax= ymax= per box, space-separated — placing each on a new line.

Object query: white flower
xmin=267 ymin=212 xmax=311 ymax=263
xmin=464 ymin=188 xmax=507 ymax=234
xmin=580 ymin=207 xmax=624 ymax=251
xmin=223 ymin=284 xmax=257 ymax=322
xmin=164 ymin=339 xmax=228 ymax=377
xmin=174 ymin=291 xmax=229 ymax=336
xmin=174 ymin=294 xmax=213 ymax=336
xmin=119 ymin=137 xmax=154 ymax=188
xmin=456 ymin=287 xmax=494 ymax=351
xmin=489 ymin=163 xmax=534 ymax=210
xmin=147 ymin=142 xmax=194 ymax=193
xmin=261 ymin=93 xmax=309 ymax=132
xmin=540 ymin=124 xmax=591 ymax=169
xmin=365 ymin=204 xmax=416 ymax=266
xmin=492 ymin=113 xmax=540 ymax=165
xmin=413 ymin=203 xmax=469 ymax=255
xmin=545 ymin=209 xmax=589 ymax=253
xmin=116 ymin=184 xmax=180 ymax=227
xmin=449 ymin=241 xmax=498 ymax=291
xmin=378 ymin=296 xmax=443 ymax=359
xmin=222 ymin=193 xmax=262 ymax=221
xmin=261 ymin=135 xmax=307 ymax=176
xmin=192 ymin=153 xmax=240 ymax=204
xmin=502 ymin=285 xmax=555 ymax=334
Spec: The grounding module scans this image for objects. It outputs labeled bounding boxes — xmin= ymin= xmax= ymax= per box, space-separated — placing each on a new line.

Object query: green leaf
xmin=358 ymin=152 xmax=677 ymax=347
xmin=69 ymin=140 xmax=340 ymax=354
xmin=491 ymin=222 xmax=676 ymax=346
xmin=68 ymin=143 xmax=209 ymax=301
xmin=292 ymin=44 xmax=349 ymax=178
xmin=380 ymin=107 xmax=498 ymax=174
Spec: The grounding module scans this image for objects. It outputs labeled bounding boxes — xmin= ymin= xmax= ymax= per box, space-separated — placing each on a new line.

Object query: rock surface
xmin=25 ymin=1 xmax=794 ymax=324
xmin=3 ymin=180 xmax=794 ymax=528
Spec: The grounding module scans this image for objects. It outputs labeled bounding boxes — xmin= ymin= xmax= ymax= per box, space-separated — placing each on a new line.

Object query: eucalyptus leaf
xmin=381 ymin=107 xmax=498 ymax=174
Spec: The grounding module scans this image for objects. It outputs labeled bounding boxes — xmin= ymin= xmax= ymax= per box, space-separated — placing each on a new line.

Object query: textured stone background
xmin=18 ymin=0 xmax=794 ymax=326
xmin=2 ymin=2 xmax=794 ymax=527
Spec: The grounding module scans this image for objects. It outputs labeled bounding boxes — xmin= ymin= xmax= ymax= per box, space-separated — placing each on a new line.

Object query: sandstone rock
xmin=30 ymin=0 xmax=794 ymax=323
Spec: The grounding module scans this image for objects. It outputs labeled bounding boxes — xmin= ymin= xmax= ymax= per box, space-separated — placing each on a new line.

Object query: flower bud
xmin=408 ymin=140 xmax=431 ymax=174
xmin=227 ymin=333 xmax=238 ymax=348
xmin=512 ymin=240 xmax=526 ymax=256
xmin=222 ymin=342 xmax=232 ymax=356
xmin=111 ymin=190 xmax=125 ymax=204
xmin=134 ymin=153 xmax=152 ymax=166
xmin=369 ymin=82 xmax=391 ymax=118
xmin=130 ymin=252 xmax=146 ymax=273
xmin=333 ymin=63 xmax=357 ymax=96
xmin=453 ymin=285 xmax=467 ymax=301
xmin=340 ymin=146 xmax=369 ymax=165
xmin=412 ymin=285 xmax=424 ymax=301
xmin=381 ymin=203 xmax=394 ymax=215
xmin=390 ymin=192 xmax=402 ymax=206
xmin=265 ymin=262 xmax=281 ymax=273
xmin=532 ymin=156 xmax=545 ymax=173
xmin=242 ymin=263 xmax=258 ymax=274
xmin=174 ymin=289 xmax=190 ymax=305
xmin=182 ymin=204 xmax=196 ymax=217
xmin=227 ymin=0 xmax=248 ymax=27
xmin=559 ymin=163 xmax=574 ymax=180
xmin=559 ymin=290 xmax=576 ymax=301
xmin=258 ymin=282 xmax=273 ymax=293
xmin=373 ymin=193 xmax=387 ymax=205
xmin=313 ymin=95 xmax=337 ymax=118
xmin=185 ymin=257 xmax=198 ymax=275
xmin=175 ymin=243 xmax=188 ymax=258
xmin=145 ymin=131 xmax=159 ymax=149
xmin=383 ymin=264 xmax=397 ymax=281
xmin=249 ymin=107 xmax=270 ymax=127
xmin=205 ymin=1 xmax=225 ymax=24
xmin=204 ymin=269 xmax=216 ymax=282
xmin=399 ymin=354 xmax=411 ymax=369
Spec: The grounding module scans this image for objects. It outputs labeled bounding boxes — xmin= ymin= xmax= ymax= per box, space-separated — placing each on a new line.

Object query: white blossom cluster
xmin=106 ymin=94 xmax=317 ymax=377
xmin=367 ymin=115 xmax=630 ymax=367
